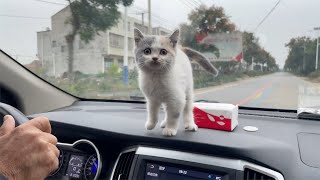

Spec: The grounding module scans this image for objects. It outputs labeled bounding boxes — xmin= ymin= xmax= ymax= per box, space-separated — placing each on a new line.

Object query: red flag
xmin=233 ymin=52 xmax=243 ymax=62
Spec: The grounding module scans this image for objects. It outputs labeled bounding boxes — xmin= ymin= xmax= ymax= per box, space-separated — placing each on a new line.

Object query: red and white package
xmin=193 ymin=102 xmax=238 ymax=131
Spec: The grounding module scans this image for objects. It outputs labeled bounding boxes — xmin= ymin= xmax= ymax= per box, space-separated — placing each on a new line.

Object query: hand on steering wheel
xmin=0 ymin=103 xmax=59 ymax=180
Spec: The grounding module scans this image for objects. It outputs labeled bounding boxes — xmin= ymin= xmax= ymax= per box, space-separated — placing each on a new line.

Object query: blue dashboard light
xmin=92 ymin=161 xmax=98 ymax=174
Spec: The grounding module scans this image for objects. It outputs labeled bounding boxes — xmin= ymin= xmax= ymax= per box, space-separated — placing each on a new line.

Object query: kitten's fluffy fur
xmin=134 ymin=28 xmax=218 ymax=136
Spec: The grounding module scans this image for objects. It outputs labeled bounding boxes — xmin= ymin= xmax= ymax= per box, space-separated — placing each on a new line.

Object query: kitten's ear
xmin=134 ymin=28 xmax=144 ymax=45
xmin=168 ymin=29 xmax=180 ymax=47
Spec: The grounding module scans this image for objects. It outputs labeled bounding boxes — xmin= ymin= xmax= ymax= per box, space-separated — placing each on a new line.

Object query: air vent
xmin=244 ymin=168 xmax=276 ymax=180
xmin=112 ymin=150 xmax=136 ymax=180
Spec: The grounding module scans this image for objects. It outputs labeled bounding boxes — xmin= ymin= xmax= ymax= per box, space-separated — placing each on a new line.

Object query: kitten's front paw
xmin=145 ymin=121 xmax=157 ymax=130
xmin=160 ymin=120 xmax=166 ymax=128
xmin=162 ymin=127 xmax=177 ymax=137
xmin=185 ymin=122 xmax=198 ymax=131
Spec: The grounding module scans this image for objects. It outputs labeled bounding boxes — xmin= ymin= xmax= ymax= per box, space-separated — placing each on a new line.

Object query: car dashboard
xmin=28 ymin=101 xmax=320 ymax=180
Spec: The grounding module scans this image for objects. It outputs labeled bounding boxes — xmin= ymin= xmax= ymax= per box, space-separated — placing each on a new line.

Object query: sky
xmin=0 ymin=0 xmax=320 ymax=68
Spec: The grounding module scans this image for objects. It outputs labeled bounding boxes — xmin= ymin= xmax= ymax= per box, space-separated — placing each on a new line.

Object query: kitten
xmin=134 ymin=28 xmax=219 ymax=136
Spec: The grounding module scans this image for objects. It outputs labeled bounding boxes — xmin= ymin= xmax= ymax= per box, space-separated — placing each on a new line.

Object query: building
xmin=37 ymin=6 xmax=171 ymax=77
xmin=24 ymin=60 xmax=42 ymax=73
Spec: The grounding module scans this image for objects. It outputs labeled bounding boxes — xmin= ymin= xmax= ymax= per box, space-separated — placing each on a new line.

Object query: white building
xmin=37 ymin=6 xmax=171 ymax=77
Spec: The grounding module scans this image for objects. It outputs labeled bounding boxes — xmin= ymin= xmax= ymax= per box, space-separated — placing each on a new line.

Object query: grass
xmin=35 ymin=69 xmax=274 ymax=100
xmin=307 ymin=71 xmax=320 ymax=79
xmin=193 ymin=70 xmax=272 ymax=89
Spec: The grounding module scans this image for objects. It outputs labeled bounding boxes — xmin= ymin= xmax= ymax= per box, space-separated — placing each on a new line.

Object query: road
xmin=194 ymin=72 xmax=320 ymax=110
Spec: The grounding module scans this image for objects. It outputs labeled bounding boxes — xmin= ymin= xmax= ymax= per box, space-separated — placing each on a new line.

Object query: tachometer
xmin=84 ymin=154 xmax=99 ymax=180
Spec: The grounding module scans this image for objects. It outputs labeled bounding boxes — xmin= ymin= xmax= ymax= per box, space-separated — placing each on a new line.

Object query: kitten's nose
xmin=152 ymin=57 xmax=158 ymax=61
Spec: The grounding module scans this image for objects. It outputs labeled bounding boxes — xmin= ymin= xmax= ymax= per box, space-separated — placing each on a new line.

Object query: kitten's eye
xmin=160 ymin=49 xmax=167 ymax=55
xmin=144 ymin=48 xmax=152 ymax=55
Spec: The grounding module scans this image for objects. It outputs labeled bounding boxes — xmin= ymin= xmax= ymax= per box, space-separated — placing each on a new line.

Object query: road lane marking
xmin=254 ymin=92 xmax=263 ymax=99
xmin=194 ymin=75 xmax=272 ymax=95
xmin=234 ymin=82 xmax=272 ymax=106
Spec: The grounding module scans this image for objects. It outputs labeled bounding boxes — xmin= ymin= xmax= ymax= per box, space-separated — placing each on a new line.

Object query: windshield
xmin=1 ymin=0 xmax=320 ymax=110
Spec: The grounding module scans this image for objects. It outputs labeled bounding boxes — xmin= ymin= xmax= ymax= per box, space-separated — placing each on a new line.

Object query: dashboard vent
xmin=112 ymin=150 xmax=136 ymax=180
xmin=244 ymin=168 xmax=276 ymax=180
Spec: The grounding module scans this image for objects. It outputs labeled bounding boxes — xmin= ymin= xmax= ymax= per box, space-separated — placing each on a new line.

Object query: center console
xmin=111 ymin=147 xmax=284 ymax=180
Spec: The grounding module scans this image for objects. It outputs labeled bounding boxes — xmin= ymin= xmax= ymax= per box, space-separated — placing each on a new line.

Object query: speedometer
xmin=84 ymin=154 xmax=99 ymax=180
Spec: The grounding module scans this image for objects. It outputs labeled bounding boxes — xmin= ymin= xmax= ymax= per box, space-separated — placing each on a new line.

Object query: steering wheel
xmin=0 ymin=102 xmax=29 ymax=126
xmin=0 ymin=103 xmax=29 ymax=179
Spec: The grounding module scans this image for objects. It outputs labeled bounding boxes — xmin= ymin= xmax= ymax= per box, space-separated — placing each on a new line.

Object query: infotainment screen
xmin=145 ymin=162 xmax=224 ymax=180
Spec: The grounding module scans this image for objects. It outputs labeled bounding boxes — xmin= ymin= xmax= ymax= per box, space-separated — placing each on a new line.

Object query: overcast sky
xmin=0 ymin=0 xmax=320 ymax=68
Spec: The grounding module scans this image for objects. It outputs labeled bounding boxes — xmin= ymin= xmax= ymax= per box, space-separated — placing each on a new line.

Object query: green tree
xmin=180 ymin=5 xmax=277 ymax=73
xmin=180 ymin=5 xmax=236 ymax=53
xmin=65 ymin=0 xmax=133 ymax=75
xmin=284 ymin=37 xmax=317 ymax=75
xmin=242 ymin=31 xmax=277 ymax=71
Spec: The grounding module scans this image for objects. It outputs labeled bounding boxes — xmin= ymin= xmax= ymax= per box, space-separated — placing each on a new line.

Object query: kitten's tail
xmin=181 ymin=47 xmax=219 ymax=77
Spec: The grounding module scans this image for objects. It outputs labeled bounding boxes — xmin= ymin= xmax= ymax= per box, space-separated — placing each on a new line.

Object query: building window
xmin=123 ymin=21 xmax=131 ymax=32
xmin=128 ymin=38 xmax=133 ymax=50
xmin=109 ymin=33 xmax=133 ymax=50
xmin=51 ymin=40 xmax=57 ymax=47
xmin=104 ymin=57 xmax=113 ymax=70
xmin=134 ymin=23 xmax=148 ymax=34
xmin=160 ymin=31 xmax=169 ymax=36
xmin=61 ymin=45 xmax=66 ymax=52
xmin=79 ymin=40 xmax=84 ymax=49
xmin=109 ymin=33 xmax=124 ymax=49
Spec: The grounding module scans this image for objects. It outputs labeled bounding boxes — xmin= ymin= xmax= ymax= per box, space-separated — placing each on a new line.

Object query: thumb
xmin=0 ymin=115 xmax=15 ymax=136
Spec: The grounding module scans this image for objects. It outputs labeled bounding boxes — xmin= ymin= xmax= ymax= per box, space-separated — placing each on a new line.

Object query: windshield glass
xmin=1 ymin=0 xmax=320 ymax=110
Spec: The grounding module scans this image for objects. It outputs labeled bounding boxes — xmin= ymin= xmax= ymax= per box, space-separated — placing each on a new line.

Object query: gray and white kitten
xmin=134 ymin=28 xmax=218 ymax=136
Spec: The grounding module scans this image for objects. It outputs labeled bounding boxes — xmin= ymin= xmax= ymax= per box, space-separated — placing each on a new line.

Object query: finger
xmin=40 ymin=133 xmax=58 ymax=146
xmin=27 ymin=117 xmax=51 ymax=133
xmin=0 ymin=115 xmax=16 ymax=136
xmin=41 ymin=150 xmax=59 ymax=175
xmin=48 ymin=143 xmax=60 ymax=158
xmin=32 ymin=150 xmax=59 ymax=178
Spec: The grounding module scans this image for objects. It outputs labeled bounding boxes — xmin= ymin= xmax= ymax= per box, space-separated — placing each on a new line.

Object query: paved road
xmin=195 ymin=72 xmax=320 ymax=110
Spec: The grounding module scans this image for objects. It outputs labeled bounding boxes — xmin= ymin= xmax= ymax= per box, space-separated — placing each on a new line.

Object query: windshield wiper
xmin=129 ymin=95 xmax=145 ymax=100
xmin=195 ymin=100 xmax=220 ymax=103
xmin=298 ymin=107 xmax=320 ymax=120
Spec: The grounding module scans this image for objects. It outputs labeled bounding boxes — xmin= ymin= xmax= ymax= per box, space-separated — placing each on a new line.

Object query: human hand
xmin=0 ymin=115 xmax=59 ymax=180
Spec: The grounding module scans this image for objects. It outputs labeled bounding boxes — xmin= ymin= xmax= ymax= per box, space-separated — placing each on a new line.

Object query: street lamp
xmin=314 ymin=27 xmax=320 ymax=71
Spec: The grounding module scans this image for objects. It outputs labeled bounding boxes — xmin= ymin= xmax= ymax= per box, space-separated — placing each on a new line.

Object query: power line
xmin=177 ymin=0 xmax=194 ymax=10
xmin=188 ymin=0 xmax=201 ymax=7
xmin=131 ymin=6 xmax=176 ymax=28
xmin=0 ymin=14 xmax=49 ymax=20
xmin=151 ymin=16 xmax=175 ymax=28
xmin=196 ymin=0 xmax=203 ymax=4
xmin=184 ymin=0 xmax=198 ymax=8
xmin=33 ymin=0 xmax=67 ymax=6
xmin=152 ymin=18 xmax=174 ymax=29
xmin=254 ymin=0 xmax=281 ymax=32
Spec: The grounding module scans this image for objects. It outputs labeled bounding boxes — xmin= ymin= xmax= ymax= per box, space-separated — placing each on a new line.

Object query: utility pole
xmin=52 ymin=53 xmax=56 ymax=77
xmin=314 ymin=27 xmax=320 ymax=71
xmin=136 ymin=11 xmax=145 ymax=26
xmin=41 ymin=33 xmax=44 ymax=67
xmin=303 ymin=42 xmax=306 ymax=72
xmin=148 ymin=0 xmax=152 ymax=34
xmin=316 ymin=36 xmax=319 ymax=71
xmin=123 ymin=6 xmax=128 ymax=85
xmin=141 ymin=12 xmax=145 ymax=26
xmin=251 ymin=57 xmax=254 ymax=71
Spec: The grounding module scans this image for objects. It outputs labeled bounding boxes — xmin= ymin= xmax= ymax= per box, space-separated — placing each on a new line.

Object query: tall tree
xmin=179 ymin=5 xmax=277 ymax=73
xmin=65 ymin=0 xmax=133 ymax=74
xmin=180 ymin=5 xmax=236 ymax=54
xmin=242 ymin=31 xmax=277 ymax=71
xmin=284 ymin=37 xmax=317 ymax=75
